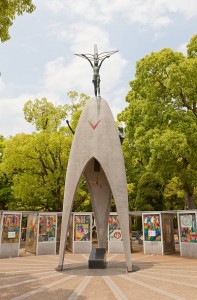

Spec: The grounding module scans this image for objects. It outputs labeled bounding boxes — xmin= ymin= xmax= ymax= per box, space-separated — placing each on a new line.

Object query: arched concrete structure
xmin=84 ymin=157 xmax=112 ymax=249
xmin=57 ymin=97 xmax=132 ymax=271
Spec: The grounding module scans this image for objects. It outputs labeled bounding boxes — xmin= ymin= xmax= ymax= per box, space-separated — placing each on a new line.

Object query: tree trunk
xmin=53 ymin=188 xmax=62 ymax=212
xmin=184 ymin=185 xmax=196 ymax=209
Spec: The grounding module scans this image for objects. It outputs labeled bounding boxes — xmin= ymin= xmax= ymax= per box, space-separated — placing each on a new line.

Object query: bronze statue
xmin=75 ymin=45 xmax=118 ymax=97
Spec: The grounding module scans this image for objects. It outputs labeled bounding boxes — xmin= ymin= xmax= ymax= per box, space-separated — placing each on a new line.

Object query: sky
xmin=0 ymin=0 xmax=197 ymax=137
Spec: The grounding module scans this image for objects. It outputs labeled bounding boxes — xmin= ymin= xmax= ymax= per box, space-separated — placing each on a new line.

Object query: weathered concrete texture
xmin=58 ymin=97 xmax=132 ymax=271
xmin=0 ymin=243 xmax=19 ymax=258
xmin=36 ymin=242 xmax=56 ymax=256
xmin=181 ymin=243 xmax=197 ymax=258
xmin=84 ymin=158 xmax=111 ymax=250
xmin=73 ymin=241 xmax=92 ymax=254
xmin=108 ymin=240 xmax=124 ymax=253
xmin=144 ymin=241 xmax=163 ymax=255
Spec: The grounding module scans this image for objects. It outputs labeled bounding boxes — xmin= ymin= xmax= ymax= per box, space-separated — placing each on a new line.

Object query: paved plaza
xmin=1 ymin=251 xmax=197 ymax=300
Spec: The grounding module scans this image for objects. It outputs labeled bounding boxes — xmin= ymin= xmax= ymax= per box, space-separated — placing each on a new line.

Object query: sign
xmin=181 ymin=215 xmax=192 ymax=228
xmin=148 ymin=230 xmax=156 ymax=237
xmin=8 ymin=232 xmax=16 ymax=238
xmin=75 ymin=223 xmax=90 ymax=241
xmin=144 ymin=214 xmax=161 ymax=241
xmin=109 ymin=229 xmax=122 ymax=241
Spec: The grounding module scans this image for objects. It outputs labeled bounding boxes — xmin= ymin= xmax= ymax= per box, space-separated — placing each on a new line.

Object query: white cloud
xmin=105 ymin=87 xmax=128 ymax=120
xmin=46 ymin=0 xmax=112 ymax=23
xmin=101 ymin=53 xmax=127 ymax=93
xmin=45 ymin=0 xmax=197 ymax=28
xmin=43 ymin=52 xmax=127 ymax=99
xmin=0 ymin=95 xmax=35 ymax=137
xmin=44 ymin=22 xmax=127 ymax=98
xmin=0 ymin=77 xmax=5 ymax=91
xmin=152 ymin=16 xmax=171 ymax=28
xmin=177 ymin=42 xmax=187 ymax=55
xmin=160 ymin=0 xmax=197 ymax=19
xmin=45 ymin=0 xmax=64 ymax=13
xmin=43 ymin=56 xmax=92 ymax=96
xmin=50 ymin=22 xmax=110 ymax=52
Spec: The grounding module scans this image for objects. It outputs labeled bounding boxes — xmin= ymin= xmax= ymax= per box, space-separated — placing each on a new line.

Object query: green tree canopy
xmin=0 ymin=0 xmax=35 ymax=42
xmin=119 ymin=35 xmax=197 ymax=210
xmin=0 ymin=135 xmax=13 ymax=209
xmin=187 ymin=34 xmax=197 ymax=58
xmin=136 ymin=172 xmax=164 ymax=211
xmin=0 ymin=92 xmax=90 ymax=211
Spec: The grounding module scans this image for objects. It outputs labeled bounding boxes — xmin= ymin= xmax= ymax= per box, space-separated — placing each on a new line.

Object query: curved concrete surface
xmin=59 ymin=97 xmax=131 ymax=271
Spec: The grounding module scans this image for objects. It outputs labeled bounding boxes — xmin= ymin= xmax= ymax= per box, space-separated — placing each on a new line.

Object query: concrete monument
xmin=57 ymin=45 xmax=132 ymax=272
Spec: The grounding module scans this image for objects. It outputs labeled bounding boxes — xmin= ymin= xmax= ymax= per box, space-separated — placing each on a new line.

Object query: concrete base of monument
xmin=127 ymin=265 xmax=132 ymax=272
xmin=56 ymin=265 xmax=63 ymax=271
xmin=88 ymin=248 xmax=106 ymax=269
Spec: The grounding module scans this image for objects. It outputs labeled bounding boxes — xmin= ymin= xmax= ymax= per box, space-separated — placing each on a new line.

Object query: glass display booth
xmin=37 ymin=213 xmax=57 ymax=255
xmin=108 ymin=213 xmax=124 ymax=253
xmin=69 ymin=213 xmax=92 ymax=254
xmin=0 ymin=212 xmax=22 ymax=258
xmin=143 ymin=212 xmax=175 ymax=255
xmin=25 ymin=214 xmax=38 ymax=255
xmin=178 ymin=211 xmax=197 ymax=258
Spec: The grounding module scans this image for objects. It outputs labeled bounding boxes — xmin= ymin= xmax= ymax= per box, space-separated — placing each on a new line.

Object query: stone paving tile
xmin=80 ymin=277 xmax=116 ymax=300
xmin=20 ymin=276 xmax=85 ymax=300
xmin=0 ymin=252 xmax=197 ymax=299
xmin=112 ymin=275 xmax=172 ymax=300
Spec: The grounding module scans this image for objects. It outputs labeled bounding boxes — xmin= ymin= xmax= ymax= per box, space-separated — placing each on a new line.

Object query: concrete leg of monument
xmin=127 ymin=265 xmax=132 ymax=272
xmin=56 ymin=265 xmax=63 ymax=271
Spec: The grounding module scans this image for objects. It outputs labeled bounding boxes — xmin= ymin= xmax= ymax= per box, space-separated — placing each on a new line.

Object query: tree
xmin=0 ymin=0 xmax=35 ymax=42
xmin=0 ymin=135 xmax=13 ymax=209
xmin=187 ymin=34 xmax=197 ymax=58
xmin=136 ymin=172 xmax=164 ymax=211
xmin=119 ymin=35 xmax=197 ymax=209
xmin=0 ymin=92 xmax=90 ymax=211
xmin=1 ymin=131 xmax=71 ymax=211
xmin=164 ymin=177 xmax=185 ymax=210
